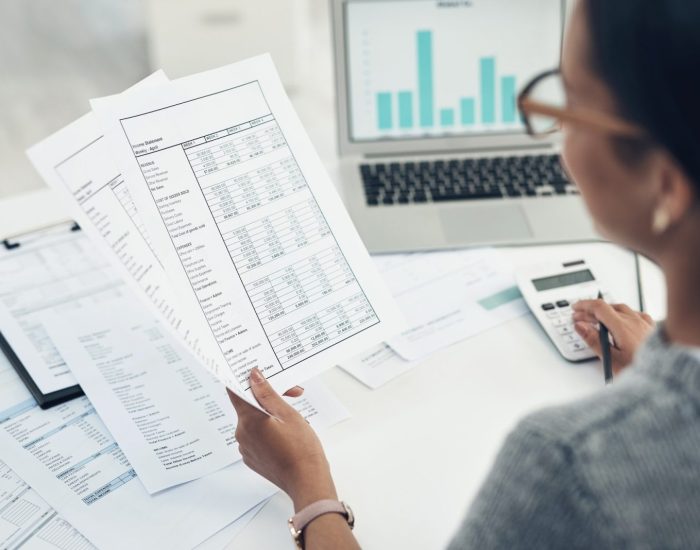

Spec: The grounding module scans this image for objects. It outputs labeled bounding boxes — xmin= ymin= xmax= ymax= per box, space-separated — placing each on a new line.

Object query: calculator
xmin=516 ymin=259 xmax=612 ymax=362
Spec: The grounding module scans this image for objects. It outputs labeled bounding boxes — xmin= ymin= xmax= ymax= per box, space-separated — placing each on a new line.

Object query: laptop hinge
xmin=362 ymin=142 xmax=556 ymax=160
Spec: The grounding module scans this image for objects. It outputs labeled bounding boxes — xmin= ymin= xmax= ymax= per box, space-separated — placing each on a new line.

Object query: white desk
xmin=0 ymin=189 xmax=665 ymax=550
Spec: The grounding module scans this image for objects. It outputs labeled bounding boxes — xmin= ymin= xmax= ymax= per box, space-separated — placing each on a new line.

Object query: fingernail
xmin=250 ymin=368 xmax=265 ymax=384
xmin=575 ymin=322 xmax=587 ymax=335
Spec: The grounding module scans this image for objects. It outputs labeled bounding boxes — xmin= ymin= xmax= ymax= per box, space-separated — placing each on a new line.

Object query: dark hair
xmin=585 ymin=0 xmax=700 ymax=187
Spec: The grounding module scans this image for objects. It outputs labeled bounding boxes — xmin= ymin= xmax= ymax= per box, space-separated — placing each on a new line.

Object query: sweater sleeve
xmin=447 ymin=418 xmax=609 ymax=550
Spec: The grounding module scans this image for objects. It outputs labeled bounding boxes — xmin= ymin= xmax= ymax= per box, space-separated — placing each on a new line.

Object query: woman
xmin=228 ymin=0 xmax=700 ymax=547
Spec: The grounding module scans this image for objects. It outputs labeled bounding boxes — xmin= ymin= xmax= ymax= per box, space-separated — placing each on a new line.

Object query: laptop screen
xmin=344 ymin=0 xmax=564 ymax=144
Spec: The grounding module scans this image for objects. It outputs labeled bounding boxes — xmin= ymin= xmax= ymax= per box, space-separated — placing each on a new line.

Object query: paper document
xmin=0 ymin=352 xmax=94 ymax=549
xmin=26 ymin=75 xmax=218 ymax=372
xmin=0 ymin=226 xmax=124 ymax=394
xmin=377 ymin=248 xmax=528 ymax=360
xmin=43 ymin=293 xmax=349 ymax=493
xmin=339 ymin=343 xmax=419 ymax=389
xmin=0 ymin=393 xmax=276 ymax=550
xmin=44 ymin=300 xmax=234 ymax=493
xmin=91 ymin=55 xmax=400 ymax=398
xmin=0 ymin=347 xmax=275 ymax=550
xmin=195 ymin=501 xmax=266 ymax=550
xmin=0 ymin=458 xmax=95 ymax=550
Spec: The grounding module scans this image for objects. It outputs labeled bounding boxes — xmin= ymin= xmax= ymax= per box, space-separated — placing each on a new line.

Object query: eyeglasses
xmin=517 ymin=69 xmax=649 ymax=140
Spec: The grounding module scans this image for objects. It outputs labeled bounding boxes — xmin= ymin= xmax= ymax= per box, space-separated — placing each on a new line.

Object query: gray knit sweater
xmin=448 ymin=328 xmax=700 ymax=549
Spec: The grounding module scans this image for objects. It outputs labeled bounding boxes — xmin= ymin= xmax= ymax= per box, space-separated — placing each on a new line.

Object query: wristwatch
xmin=288 ymin=499 xmax=354 ymax=549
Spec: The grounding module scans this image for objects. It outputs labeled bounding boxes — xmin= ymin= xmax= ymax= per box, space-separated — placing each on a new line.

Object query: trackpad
xmin=440 ymin=204 xmax=533 ymax=243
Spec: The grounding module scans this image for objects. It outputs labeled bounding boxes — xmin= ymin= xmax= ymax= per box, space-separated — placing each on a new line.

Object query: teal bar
xmin=398 ymin=91 xmax=413 ymax=129
xmin=501 ymin=76 xmax=517 ymax=123
xmin=417 ymin=30 xmax=434 ymax=127
xmin=478 ymin=286 xmax=522 ymax=310
xmin=480 ymin=57 xmax=496 ymax=124
xmin=440 ymin=108 xmax=455 ymax=127
xmin=376 ymin=92 xmax=392 ymax=130
xmin=460 ymin=98 xmax=475 ymax=125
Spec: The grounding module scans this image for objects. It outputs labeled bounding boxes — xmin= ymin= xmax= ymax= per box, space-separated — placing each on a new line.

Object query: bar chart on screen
xmin=345 ymin=0 xmax=562 ymax=141
xmin=375 ymin=31 xmax=519 ymax=132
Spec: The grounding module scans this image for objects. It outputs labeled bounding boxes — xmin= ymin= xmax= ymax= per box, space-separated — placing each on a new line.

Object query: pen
xmin=597 ymin=291 xmax=613 ymax=385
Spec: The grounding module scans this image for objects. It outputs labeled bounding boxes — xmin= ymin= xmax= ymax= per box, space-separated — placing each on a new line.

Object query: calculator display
xmin=532 ymin=269 xmax=595 ymax=291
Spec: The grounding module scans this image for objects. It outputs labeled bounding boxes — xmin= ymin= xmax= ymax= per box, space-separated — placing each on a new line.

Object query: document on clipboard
xmin=0 ymin=222 xmax=125 ymax=407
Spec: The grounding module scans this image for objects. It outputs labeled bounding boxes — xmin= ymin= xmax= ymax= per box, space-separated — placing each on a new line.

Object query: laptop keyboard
xmin=360 ymin=154 xmax=577 ymax=206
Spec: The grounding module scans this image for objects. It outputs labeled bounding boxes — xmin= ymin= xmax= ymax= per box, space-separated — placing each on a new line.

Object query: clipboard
xmin=0 ymin=331 xmax=83 ymax=409
xmin=0 ymin=221 xmax=85 ymax=409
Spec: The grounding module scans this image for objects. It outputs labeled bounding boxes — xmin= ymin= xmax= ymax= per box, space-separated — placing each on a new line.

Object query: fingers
xmin=575 ymin=322 xmax=602 ymax=356
xmin=575 ymin=322 xmax=625 ymax=366
xmin=283 ymin=386 xmax=304 ymax=398
xmin=572 ymin=299 xmax=625 ymax=334
xmin=249 ymin=368 xmax=293 ymax=419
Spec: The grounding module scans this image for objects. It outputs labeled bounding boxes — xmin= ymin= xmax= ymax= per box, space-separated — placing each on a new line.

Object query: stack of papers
xmin=339 ymin=248 xmax=528 ymax=388
xmin=0 ymin=55 xmax=403 ymax=548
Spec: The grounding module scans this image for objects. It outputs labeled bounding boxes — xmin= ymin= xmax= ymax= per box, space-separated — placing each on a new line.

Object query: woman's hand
xmin=227 ymin=368 xmax=337 ymax=511
xmin=572 ymin=300 xmax=655 ymax=372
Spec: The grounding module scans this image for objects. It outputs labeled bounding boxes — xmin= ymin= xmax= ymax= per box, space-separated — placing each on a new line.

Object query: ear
xmin=652 ymin=150 xmax=696 ymax=228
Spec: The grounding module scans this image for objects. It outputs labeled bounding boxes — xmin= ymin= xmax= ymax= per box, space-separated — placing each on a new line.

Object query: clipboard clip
xmin=2 ymin=221 xmax=81 ymax=250
xmin=2 ymin=239 xmax=20 ymax=250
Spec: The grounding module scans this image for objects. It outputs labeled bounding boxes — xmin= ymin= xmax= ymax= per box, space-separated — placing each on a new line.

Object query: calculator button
xmin=556 ymin=300 xmax=570 ymax=308
xmin=552 ymin=317 xmax=568 ymax=327
xmin=546 ymin=310 xmax=560 ymax=319
xmin=557 ymin=325 xmax=574 ymax=335
xmin=567 ymin=341 xmax=587 ymax=353
xmin=541 ymin=303 xmax=555 ymax=311
xmin=562 ymin=333 xmax=579 ymax=343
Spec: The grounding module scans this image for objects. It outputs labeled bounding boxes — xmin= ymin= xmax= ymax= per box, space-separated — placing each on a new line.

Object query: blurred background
xmin=0 ymin=0 xmax=335 ymax=199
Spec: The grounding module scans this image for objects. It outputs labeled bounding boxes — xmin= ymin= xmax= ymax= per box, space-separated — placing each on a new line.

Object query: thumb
xmin=249 ymin=368 xmax=292 ymax=419
xmin=575 ymin=322 xmax=602 ymax=356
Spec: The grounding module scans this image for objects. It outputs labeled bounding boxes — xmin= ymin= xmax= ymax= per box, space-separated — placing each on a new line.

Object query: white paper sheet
xmin=26 ymin=75 xmax=218 ymax=375
xmin=376 ymin=248 xmax=528 ymax=361
xmin=0 ymin=352 xmax=95 ymax=550
xmin=194 ymin=501 xmax=266 ymax=550
xmin=0 ymin=226 xmax=124 ymax=394
xmin=338 ymin=343 xmax=419 ymax=389
xmin=0 ymin=392 xmax=276 ymax=550
xmin=43 ymin=303 xmax=234 ymax=494
xmin=43 ymin=294 xmax=350 ymax=493
xmin=90 ymin=55 xmax=402 ymax=401
xmin=0 ymin=457 xmax=95 ymax=550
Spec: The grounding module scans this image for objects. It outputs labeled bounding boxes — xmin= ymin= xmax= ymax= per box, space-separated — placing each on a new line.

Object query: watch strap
xmin=289 ymin=500 xmax=354 ymax=548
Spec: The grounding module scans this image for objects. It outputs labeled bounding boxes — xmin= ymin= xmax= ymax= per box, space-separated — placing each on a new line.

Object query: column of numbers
xmin=223 ymin=199 xmax=330 ymax=272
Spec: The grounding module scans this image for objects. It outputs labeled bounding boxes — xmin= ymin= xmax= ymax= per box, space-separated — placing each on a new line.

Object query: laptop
xmin=331 ymin=0 xmax=599 ymax=253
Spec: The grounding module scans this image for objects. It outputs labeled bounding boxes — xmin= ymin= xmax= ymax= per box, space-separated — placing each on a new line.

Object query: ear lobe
xmin=654 ymin=152 xmax=695 ymax=227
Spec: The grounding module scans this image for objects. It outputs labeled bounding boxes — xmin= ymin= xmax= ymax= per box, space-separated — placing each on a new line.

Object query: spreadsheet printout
xmin=0 ymin=458 xmax=95 ymax=550
xmin=42 ymin=292 xmax=350 ymax=493
xmin=0 ymin=353 xmax=95 ymax=550
xmin=26 ymin=75 xmax=221 ymax=375
xmin=0 ymin=394 xmax=276 ymax=550
xmin=0 ymin=227 xmax=124 ymax=394
xmin=92 ymin=55 xmax=401 ymax=398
